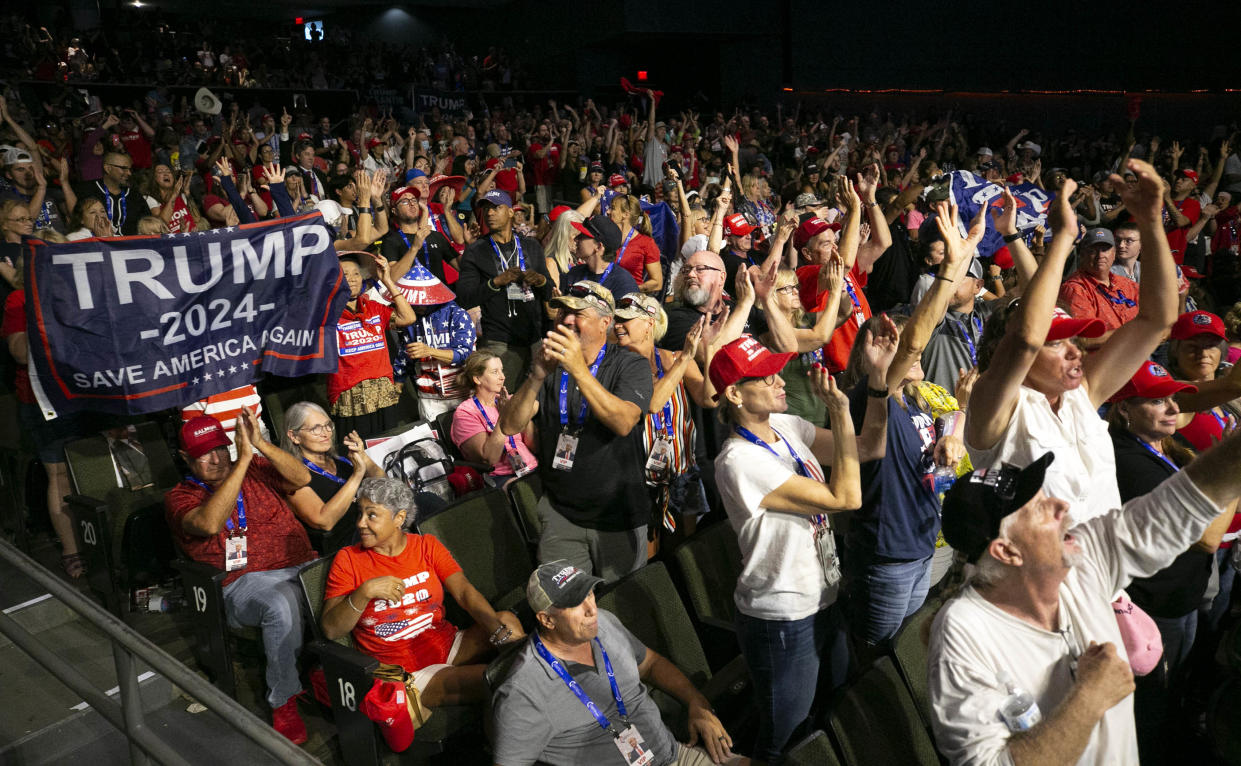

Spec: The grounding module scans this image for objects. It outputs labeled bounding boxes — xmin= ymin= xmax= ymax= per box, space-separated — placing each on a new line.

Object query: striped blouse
xmin=641 ymin=350 xmax=697 ymax=485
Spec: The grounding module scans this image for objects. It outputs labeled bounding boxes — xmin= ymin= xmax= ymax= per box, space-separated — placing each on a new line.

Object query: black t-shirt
xmin=455 ymin=234 xmax=551 ymax=346
xmin=658 ymin=300 xmax=768 ymax=352
xmin=302 ymin=456 xmax=360 ymax=556
xmin=74 ymin=181 xmax=142 ymax=236
xmin=721 ymin=248 xmax=757 ymax=294
xmin=1111 ymin=426 xmax=1213 ymax=618
xmin=533 ymin=344 xmax=653 ymax=531
xmin=380 ymin=229 xmax=456 ymax=286
xmin=865 ymin=219 xmax=920 ymax=313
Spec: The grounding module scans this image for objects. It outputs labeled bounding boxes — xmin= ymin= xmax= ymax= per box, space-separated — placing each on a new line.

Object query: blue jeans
xmin=853 ymin=554 xmax=933 ymax=647
xmin=1151 ymin=611 xmax=1198 ymax=677
xmin=223 ymin=566 xmax=306 ymax=708
xmin=735 ymin=603 xmax=850 ymax=763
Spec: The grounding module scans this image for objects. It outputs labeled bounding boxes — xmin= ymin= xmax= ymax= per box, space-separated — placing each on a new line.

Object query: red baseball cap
xmin=1108 ymin=360 xmax=1197 ymax=402
xmin=1047 ymin=307 xmax=1106 ymax=342
xmin=1170 ymin=310 xmax=1226 ymax=341
xmin=794 ymin=217 xmax=841 ymax=248
xmin=708 ymin=336 xmax=796 ymax=401
xmin=1176 ymin=168 xmax=1200 ymax=184
xmin=366 ymin=138 xmax=384 ymax=149
xmin=389 ymin=185 xmax=419 ymax=208
xmin=180 ymin=415 xmax=231 ymax=460
xmin=724 ymin=213 xmax=758 ymax=237
xmin=548 ymin=204 xmax=572 ymax=222
xmin=608 ymin=173 xmax=627 ymax=188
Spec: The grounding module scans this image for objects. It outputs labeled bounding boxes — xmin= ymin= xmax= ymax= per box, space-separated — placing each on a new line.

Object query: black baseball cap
xmin=527 ymin=560 xmax=604 ymax=613
xmin=941 ymin=453 xmax=1055 ymax=562
xmin=572 ymin=214 xmax=623 ymax=253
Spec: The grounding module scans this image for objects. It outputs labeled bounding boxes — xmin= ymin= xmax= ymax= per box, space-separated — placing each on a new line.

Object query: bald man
xmin=658 ymin=250 xmax=731 ymax=351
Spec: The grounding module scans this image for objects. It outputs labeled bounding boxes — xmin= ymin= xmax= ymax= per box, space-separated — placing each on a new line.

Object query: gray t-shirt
xmin=492 ymin=609 xmax=677 ymax=766
xmin=920 ymin=301 xmax=995 ymax=392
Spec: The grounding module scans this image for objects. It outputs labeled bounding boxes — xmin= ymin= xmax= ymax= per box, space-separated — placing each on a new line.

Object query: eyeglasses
xmin=105 ymin=163 xmax=133 ymax=171
xmin=685 ymin=265 xmax=723 ymax=275
xmin=298 ymin=423 xmax=334 ymax=436
xmin=739 ymin=374 xmax=777 ymax=387
xmin=775 ymin=285 xmax=798 ymax=295
xmin=395 ymin=198 xmax=417 ymax=207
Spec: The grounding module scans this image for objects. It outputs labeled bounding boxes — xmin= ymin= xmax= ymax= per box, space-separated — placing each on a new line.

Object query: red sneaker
xmin=271 ymin=696 xmax=308 ymax=745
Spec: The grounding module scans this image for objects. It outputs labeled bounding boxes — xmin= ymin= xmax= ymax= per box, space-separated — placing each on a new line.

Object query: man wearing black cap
xmin=456 ymin=188 xmax=551 ymax=384
xmin=927 ymin=436 xmax=1241 ymax=766
xmin=491 ymin=561 xmax=741 ymax=766
xmin=564 ymin=214 xmax=640 ymax=299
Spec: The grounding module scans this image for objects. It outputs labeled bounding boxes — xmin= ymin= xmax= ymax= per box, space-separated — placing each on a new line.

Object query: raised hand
xmin=810 ymin=363 xmax=849 ymax=412
xmin=1108 ymin=160 xmax=1162 ymax=222
xmin=955 ymin=366 xmax=979 ymax=408
xmin=261 ymin=163 xmax=285 ymax=187
xmin=861 ymin=313 xmax=900 ymax=383
xmin=214 ymin=157 xmax=232 ymax=178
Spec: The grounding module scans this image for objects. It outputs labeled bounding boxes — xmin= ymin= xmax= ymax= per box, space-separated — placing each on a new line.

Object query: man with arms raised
xmin=928 ymin=434 xmax=1241 ymax=765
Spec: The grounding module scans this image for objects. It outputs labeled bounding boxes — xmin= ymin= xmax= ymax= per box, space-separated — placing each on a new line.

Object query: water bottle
xmin=924 ymin=464 xmax=958 ymax=495
xmin=997 ymin=671 xmax=1042 ymax=732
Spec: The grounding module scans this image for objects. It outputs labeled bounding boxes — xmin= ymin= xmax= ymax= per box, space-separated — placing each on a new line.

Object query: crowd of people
xmin=5 ymin=35 xmax=1241 ymax=763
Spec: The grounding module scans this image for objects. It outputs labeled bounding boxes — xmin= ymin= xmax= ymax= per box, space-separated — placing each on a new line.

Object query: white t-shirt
xmin=966 ymin=385 xmax=1120 ymax=524
xmin=928 ymin=469 xmax=1219 ymax=766
xmin=714 ymin=412 xmax=838 ymax=620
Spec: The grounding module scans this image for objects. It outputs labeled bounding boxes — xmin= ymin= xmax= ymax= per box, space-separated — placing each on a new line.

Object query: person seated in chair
xmin=491 ymin=560 xmax=748 ymax=766
xmin=321 ymin=477 xmax=525 ymax=737
xmin=164 ymin=411 xmax=315 ymax=743
xmin=279 ymin=401 xmax=385 ymax=555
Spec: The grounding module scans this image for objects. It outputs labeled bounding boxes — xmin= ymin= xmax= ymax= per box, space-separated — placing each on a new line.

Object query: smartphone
xmin=503 ymin=157 xmax=519 ymax=169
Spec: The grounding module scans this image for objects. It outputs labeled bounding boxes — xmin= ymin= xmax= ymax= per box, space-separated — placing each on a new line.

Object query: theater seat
xmin=785 ymin=729 xmax=843 ymax=766
xmin=826 ymin=656 xmax=940 ymax=766
xmin=891 ymin=596 xmax=945 ymax=728
xmin=596 ymin=563 xmax=750 ymax=741
xmin=503 ymin=472 xmax=543 ymax=548
xmin=416 ymin=487 xmax=532 ymax=616
xmin=672 ymin=521 xmax=742 ymax=632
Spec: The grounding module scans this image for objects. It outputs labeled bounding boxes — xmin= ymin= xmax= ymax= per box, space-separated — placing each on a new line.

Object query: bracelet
xmin=863 ymin=201 xmax=878 ymax=208
xmin=867 ymin=386 xmax=889 ymax=399
xmin=489 ymin=625 xmax=513 ymax=646
xmin=357 ymin=206 xmax=373 ymax=215
xmin=1002 ymin=232 xmax=1023 ymax=243
xmin=345 ymin=593 xmax=364 ymax=613
xmin=933 ymin=273 xmax=953 ymax=282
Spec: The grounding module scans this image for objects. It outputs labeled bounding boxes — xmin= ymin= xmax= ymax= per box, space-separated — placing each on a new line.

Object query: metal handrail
xmin=0 ymin=538 xmax=321 ymax=766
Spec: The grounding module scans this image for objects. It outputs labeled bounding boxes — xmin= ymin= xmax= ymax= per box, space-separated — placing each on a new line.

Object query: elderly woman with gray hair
xmin=280 ymin=401 xmax=385 ymax=555
xmin=321 ymin=478 xmax=524 ymax=729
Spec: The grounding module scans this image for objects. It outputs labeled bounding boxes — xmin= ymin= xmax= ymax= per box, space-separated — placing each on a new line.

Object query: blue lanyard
xmin=559 ymin=344 xmax=608 ymax=430
xmin=1132 ymin=436 xmax=1179 ymax=473
xmin=650 ymin=352 xmax=674 ymax=437
xmin=734 ymin=426 xmax=809 ymax=477
xmin=599 ymin=258 xmax=617 ymax=284
xmin=734 ymin=426 xmax=825 ymax=524
xmin=1094 ymin=282 xmax=1136 ymax=308
xmin=184 ymin=475 xmax=247 ymax=532
xmin=302 ymin=456 xmax=352 ymax=486
xmin=950 ymin=314 xmax=982 ymax=365
xmin=98 ymin=182 xmax=127 ymax=231
xmin=616 ymin=228 xmax=636 ymax=263
xmin=489 ymin=235 xmax=525 ymax=271
xmin=397 ymin=230 xmax=429 ymax=269
xmin=843 ymin=276 xmax=861 ymax=309
xmin=531 ymin=632 xmax=628 ymax=735
xmin=472 ymin=396 xmax=517 ymax=452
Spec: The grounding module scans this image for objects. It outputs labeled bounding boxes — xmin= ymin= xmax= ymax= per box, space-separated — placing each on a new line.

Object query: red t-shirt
xmin=329 ymin=294 xmax=395 ymax=404
xmin=1165 ymin=197 xmax=1201 ymax=265
xmin=1 ymin=290 xmax=32 ymax=404
xmin=806 ymin=267 xmax=871 ymax=373
xmin=324 ymin=533 xmax=463 ymax=672
xmin=161 ymin=194 xmax=198 ymax=233
xmin=164 ymin=456 xmax=314 ymax=587
xmin=486 ymin=158 xmax=520 ymax=195
xmin=528 ymin=142 xmax=559 ymax=186
xmin=616 ymin=231 xmax=660 ymax=286
xmin=118 ymin=129 xmax=153 ymax=169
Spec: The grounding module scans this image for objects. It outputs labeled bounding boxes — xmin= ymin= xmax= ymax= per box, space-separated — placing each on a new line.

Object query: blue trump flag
xmin=24 ymin=213 xmax=350 ymax=418
xmin=945 ymin=171 xmax=1055 ymax=256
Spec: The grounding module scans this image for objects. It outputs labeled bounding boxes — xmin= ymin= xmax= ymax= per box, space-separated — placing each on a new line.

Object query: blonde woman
xmin=541 ymin=208 xmax=584 ymax=292
xmin=608 ymin=194 xmax=662 ymax=294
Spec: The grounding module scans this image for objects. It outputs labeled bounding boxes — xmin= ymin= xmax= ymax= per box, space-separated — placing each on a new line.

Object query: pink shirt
xmin=450 ymin=397 xmax=538 ymax=477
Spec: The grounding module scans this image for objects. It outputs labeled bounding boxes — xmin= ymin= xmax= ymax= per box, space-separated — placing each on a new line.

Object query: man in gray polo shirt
xmin=491 ymin=561 xmax=745 ymax=766
xmin=919 ymin=257 xmax=995 ymax=391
